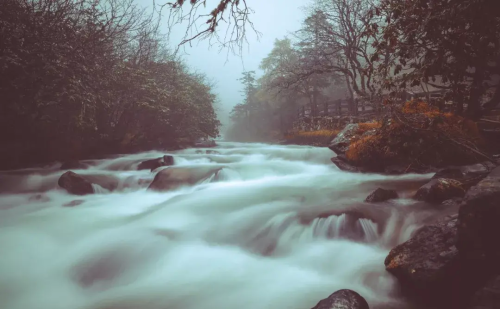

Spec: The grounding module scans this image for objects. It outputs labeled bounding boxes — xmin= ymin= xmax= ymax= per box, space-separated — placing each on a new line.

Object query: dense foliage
xmin=0 ymin=0 xmax=220 ymax=169
xmin=374 ymin=0 xmax=500 ymax=118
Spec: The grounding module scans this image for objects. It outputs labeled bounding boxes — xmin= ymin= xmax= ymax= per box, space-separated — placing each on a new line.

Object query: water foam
xmin=0 ymin=142 xmax=437 ymax=309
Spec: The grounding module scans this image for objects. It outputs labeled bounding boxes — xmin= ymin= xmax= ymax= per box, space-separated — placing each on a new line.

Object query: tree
xmin=375 ymin=0 xmax=500 ymax=118
xmin=301 ymin=0 xmax=384 ymax=99
xmin=259 ymin=37 xmax=331 ymax=117
xmin=163 ymin=0 xmax=259 ymax=55
xmin=0 ymin=0 xmax=220 ymax=169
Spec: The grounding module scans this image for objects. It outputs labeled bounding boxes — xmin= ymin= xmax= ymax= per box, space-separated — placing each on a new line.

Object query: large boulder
xmin=58 ymin=171 xmax=94 ymax=195
xmin=385 ymin=215 xmax=461 ymax=306
xmin=365 ymin=188 xmax=398 ymax=203
xmin=137 ymin=155 xmax=174 ymax=171
xmin=432 ymin=162 xmax=497 ymax=189
xmin=414 ymin=178 xmax=465 ymax=204
xmin=328 ymin=124 xmax=360 ymax=155
xmin=148 ymin=166 xmax=222 ymax=192
xmin=58 ymin=172 xmax=119 ymax=195
xmin=310 ymin=289 xmax=369 ymax=309
xmin=458 ymin=167 xmax=500 ymax=264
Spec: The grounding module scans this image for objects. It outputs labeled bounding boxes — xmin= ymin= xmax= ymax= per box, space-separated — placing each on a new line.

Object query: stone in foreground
xmin=310 ymin=289 xmax=369 ymax=309
xmin=414 ymin=178 xmax=465 ymax=203
xmin=365 ymin=188 xmax=398 ymax=203
xmin=384 ymin=215 xmax=460 ymax=306
xmin=458 ymin=166 xmax=500 ymax=263
xmin=58 ymin=171 xmax=94 ymax=195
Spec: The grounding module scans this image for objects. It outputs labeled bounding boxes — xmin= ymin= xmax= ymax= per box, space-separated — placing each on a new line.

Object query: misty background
xmin=151 ymin=0 xmax=309 ymax=133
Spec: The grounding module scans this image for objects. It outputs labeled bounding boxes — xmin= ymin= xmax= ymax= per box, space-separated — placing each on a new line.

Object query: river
xmin=0 ymin=142 xmax=448 ymax=309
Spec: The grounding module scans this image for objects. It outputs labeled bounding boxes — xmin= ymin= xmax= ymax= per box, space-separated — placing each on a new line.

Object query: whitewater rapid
xmin=0 ymin=142 xmax=444 ymax=309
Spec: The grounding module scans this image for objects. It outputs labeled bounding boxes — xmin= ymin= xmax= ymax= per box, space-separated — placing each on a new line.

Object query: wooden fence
xmin=297 ymin=99 xmax=377 ymax=118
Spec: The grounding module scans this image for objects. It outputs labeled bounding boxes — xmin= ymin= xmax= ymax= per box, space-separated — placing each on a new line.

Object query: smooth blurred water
xmin=0 ymin=142 xmax=439 ymax=309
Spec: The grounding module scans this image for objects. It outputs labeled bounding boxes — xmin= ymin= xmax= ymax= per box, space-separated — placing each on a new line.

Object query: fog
xmin=163 ymin=0 xmax=309 ymax=132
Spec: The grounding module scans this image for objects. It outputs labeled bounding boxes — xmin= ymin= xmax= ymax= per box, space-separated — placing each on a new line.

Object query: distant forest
xmin=219 ymin=0 xmax=500 ymax=142
xmin=0 ymin=0 xmax=220 ymax=170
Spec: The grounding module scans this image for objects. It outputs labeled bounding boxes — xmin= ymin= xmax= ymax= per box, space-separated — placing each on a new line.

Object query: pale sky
xmin=155 ymin=0 xmax=310 ymax=131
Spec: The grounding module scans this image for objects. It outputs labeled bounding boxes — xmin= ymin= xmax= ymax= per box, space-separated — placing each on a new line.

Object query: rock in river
xmin=63 ymin=199 xmax=85 ymax=207
xmin=458 ymin=166 xmax=500 ymax=264
xmin=194 ymin=139 xmax=217 ymax=148
xmin=138 ymin=155 xmax=174 ymax=171
xmin=331 ymin=156 xmax=362 ymax=173
xmin=365 ymin=188 xmax=398 ymax=203
xmin=58 ymin=171 xmax=94 ymax=195
xmin=414 ymin=178 xmax=465 ymax=204
xmin=432 ymin=161 xmax=497 ymax=189
xmin=385 ymin=214 xmax=460 ymax=306
xmin=148 ymin=166 xmax=222 ymax=192
xmin=310 ymin=289 xmax=369 ymax=309
xmin=58 ymin=172 xmax=119 ymax=195
xmin=328 ymin=124 xmax=360 ymax=155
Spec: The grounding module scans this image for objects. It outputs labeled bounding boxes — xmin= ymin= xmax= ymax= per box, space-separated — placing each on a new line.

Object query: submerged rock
xmin=148 ymin=166 xmax=222 ymax=192
xmin=365 ymin=188 xmax=398 ymax=203
xmin=83 ymin=174 xmax=119 ymax=192
xmin=310 ymin=289 xmax=369 ymax=309
xmin=328 ymin=124 xmax=360 ymax=155
xmin=385 ymin=215 xmax=460 ymax=306
xmin=414 ymin=178 xmax=465 ymax=204
xmin=194 ymin=139 xmax=217 ymax=148
xmin=137 ymin=155 xmax=174 ymax=171
xmin=58 ymin=172 xmax=119 ymax=195
xmin=206 ymin=150 xmax=220 ymax=154
xmin=28 ymin=193 xmax=50 ymax=202
xmin=58 ymin=171 xmax=94 ymax=195
xmin=63 ymin=199 xmax=85 ymax=207
xmin=458 ymin=166 xmax=500 ymax=264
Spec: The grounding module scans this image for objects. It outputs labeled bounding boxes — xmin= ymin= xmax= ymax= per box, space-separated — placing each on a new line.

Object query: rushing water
xmin=0 ymin=142 xmax=450 ymax=309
